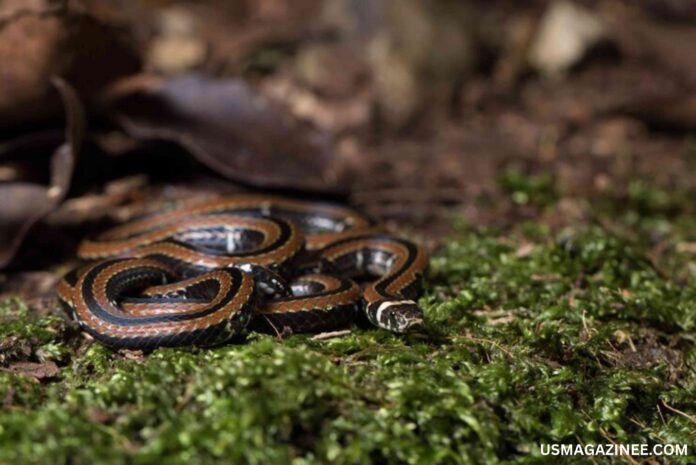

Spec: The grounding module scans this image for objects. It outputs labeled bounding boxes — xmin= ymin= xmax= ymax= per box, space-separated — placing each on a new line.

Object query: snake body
xmin=58 ymin=195 xmax=428 ymax=349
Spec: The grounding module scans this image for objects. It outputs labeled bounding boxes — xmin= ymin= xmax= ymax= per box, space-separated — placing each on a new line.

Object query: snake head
xmin=366 ymin=300 xmax=424 ymax=333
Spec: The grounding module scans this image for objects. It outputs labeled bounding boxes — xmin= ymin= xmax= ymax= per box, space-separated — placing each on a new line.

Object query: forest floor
xmin=0 ymin=171 xmax=694 ymax=464
xmin=1 ymin=1 xmax=696 ymax=463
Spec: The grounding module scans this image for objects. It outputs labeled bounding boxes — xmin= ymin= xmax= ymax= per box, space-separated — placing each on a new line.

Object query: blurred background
xmin=2 ymin=0 xmax=696 ymax=294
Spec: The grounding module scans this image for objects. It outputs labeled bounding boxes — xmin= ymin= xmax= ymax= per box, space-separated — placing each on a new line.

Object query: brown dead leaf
xmin=0 ymin=271 xmax=60 ymax=301
xmin=0 ymin=78 xmax=84 ymax=268
xmin=104 ymin=73 xmax=349 ymax=192
xmin=86 ymin=407 xmax=112 ymax=424
xmin=0 ymin=0 xmax=140 ymax=129
xmin=3 ymin=361 xmax=60 ymax=380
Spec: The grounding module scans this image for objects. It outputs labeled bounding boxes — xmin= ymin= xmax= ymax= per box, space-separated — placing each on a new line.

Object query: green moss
xmin=1 ymin=181 xmax=695 ymax=464
xmin=498 ymin=168 xmax=557 ymax=207
xmin=0 ymin=299 xmax=74 ymax=365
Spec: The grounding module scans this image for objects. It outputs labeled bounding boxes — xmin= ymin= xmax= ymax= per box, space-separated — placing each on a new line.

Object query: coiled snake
xmin=57 ymin=195 xmax=429 ymax=349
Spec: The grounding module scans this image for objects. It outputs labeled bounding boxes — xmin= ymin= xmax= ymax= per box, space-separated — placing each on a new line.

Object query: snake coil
xmin=57 ymin=195 xmax=429 ymax=349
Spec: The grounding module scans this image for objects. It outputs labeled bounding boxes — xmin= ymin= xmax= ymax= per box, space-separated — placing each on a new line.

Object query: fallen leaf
xmin=0 ymin=271 xmax=59 ymax=301
xmin=0 ymin=78 xmax=84 ymax=268
xmin=104 ymin=73 xmax=349 ymax=192
xmin=86 ymin=408 xmax=112 ymax=424
xmin=0 ymin=0 xmax=140 ymax=129
xmin=3 ymin=361 xmax=60 ymax=380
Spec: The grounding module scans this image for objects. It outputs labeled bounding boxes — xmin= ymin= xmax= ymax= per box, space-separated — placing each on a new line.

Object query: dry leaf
xmin=0 ymin=78 xmax=84 ymax=268
xmin=105 ymin=73 xmax=349 ymax=192
xmin=0 ymin=0 xmax=140 ymax=129
xmin=4 ymin=361 xmax=60 ymax=380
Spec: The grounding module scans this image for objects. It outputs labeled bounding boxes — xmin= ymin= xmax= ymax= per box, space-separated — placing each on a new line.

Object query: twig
xmin=661 ymin=400 xmax=696 ymax=425
xmin=311 ymin=329 xmax=351 ymax=341
xmin=259 ymin=314 xmax=283 ymax=340
xmin=454 ymin=334 xmax=514 ymax=357
xmin=656 ymin=403 xmax=667 ymax=427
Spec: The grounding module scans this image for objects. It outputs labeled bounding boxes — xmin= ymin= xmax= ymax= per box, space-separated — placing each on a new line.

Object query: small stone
xmin=529 ymin=1 xmax=606 ymax=76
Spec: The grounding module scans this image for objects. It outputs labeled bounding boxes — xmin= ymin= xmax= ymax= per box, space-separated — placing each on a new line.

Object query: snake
xmin=57 ymin=195 xmax=429 ymax=350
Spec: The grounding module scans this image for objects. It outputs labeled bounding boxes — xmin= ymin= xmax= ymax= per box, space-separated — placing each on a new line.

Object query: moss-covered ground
xmin=0 ymin=174 xmax=694 ymax=464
